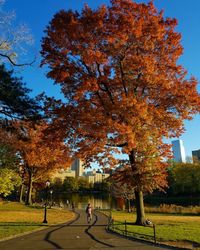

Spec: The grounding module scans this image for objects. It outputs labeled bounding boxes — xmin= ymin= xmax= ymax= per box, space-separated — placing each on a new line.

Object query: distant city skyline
xmin=172 ymin=139 xmax=186 ymax=163
xmin=192 ymin=149 xmax=200 ymax=163
xmin=53 ymin=158 xmax=110 ymax=183
xmin=3 ymin=0 xmax=200 ymax=158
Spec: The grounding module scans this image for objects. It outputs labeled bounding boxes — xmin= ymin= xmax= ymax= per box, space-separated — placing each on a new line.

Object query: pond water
xmin=51 ymin=192 xmax=200 ymax=210
xmin=53 ymin=192 xmax=119 ymax=210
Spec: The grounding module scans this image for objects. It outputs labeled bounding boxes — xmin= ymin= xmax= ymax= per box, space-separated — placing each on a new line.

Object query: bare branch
xmin=0 ymin=52 xmax=36 ymax=66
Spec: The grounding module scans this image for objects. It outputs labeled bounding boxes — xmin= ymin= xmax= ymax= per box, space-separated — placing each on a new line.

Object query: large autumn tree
xmin=15 ymin=121 xmax=71 ymax=205
xmin=41 ymin=0 xmax=200 ymax=224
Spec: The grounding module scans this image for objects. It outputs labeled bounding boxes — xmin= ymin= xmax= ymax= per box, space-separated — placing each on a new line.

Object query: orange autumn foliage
xmin=13 ymin=121 xmax=71 ymax=205
xmin=16 ymin=121 xmax=71 ymax=179
xmin=41 ymin=0 xmax=200 ymax=222
xmin=41 ymin=0 xmax=200 ymax=188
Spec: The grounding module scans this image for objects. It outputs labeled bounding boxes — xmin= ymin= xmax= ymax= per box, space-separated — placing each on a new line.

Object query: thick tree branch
xmin=119 ymin=60 xmax=128 ymax=96
xmin=106 ymin=142 xmax=128 ymax=147
xmin=95 ymin=91 xmax=110 ymax=116
xmin=95 ymin=62 xmax=115 ymax=104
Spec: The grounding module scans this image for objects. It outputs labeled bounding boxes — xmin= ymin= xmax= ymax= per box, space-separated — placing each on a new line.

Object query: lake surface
xmin=52 ymin=192 xmax=200 ymax=209
xmin=53 ymin=192 xmax=119 ymax=210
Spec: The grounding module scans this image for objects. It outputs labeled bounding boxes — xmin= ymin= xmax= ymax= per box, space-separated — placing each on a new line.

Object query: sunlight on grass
xmin=0 ymin=222 xmax=42 ymax=239
xmin=107 ymin=210 xmax=200 ymax=246
xmin=0 ymin=202 xmax=75 ymax=240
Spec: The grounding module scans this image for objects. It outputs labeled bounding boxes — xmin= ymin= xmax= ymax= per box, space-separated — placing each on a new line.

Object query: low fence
xmin=107 ymin=216 xmax=156 ymax=244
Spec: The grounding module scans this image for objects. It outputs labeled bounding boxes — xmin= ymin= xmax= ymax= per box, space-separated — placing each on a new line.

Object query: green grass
xmin=105 ymin=210 xmax=200 ymax=248
xmin=0 ymin=222 xmax=43 ymax=240
xmin=0 ymin=201 xmax=75 ymax=240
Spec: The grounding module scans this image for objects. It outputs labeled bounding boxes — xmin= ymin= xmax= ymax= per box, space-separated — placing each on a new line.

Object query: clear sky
xmin=3 ymin=0 xmax=200 ymax=158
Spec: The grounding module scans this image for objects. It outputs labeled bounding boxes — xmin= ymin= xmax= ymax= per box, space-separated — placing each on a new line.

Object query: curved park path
xmin=0 ymin=210 xmax=174 ymax=250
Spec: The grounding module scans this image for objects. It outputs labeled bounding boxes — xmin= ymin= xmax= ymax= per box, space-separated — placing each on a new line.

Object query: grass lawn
xmin=105 ymin=210 xmax=200 ymax=249
xmin=0 ymin=201 xmax=75 ymax=240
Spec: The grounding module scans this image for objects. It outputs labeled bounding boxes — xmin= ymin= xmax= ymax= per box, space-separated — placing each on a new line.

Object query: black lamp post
xmin=43 ymin=180 xmax=50 ymax=223
xmin=109 ymin=171 xmax=112 ymax=219
xmin=109 ymin=183 xmax=112 ymax=218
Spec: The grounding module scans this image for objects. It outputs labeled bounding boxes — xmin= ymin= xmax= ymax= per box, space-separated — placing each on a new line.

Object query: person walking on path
xmin=86 ymin=203 xmax=92 ymax=224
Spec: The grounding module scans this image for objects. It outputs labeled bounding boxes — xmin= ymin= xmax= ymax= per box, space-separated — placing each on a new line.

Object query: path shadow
xmin=85 ymin=213 xmax=115 ymax=248
xmin=43 ymin=211 xmax=80 ymax=249
xmin=42 ymin=210 xmax=114 ymax=249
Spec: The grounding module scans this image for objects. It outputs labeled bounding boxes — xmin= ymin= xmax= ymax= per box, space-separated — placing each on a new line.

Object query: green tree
xmin=0 ymin=142 xmax=19 ymax=169
xmin=0 ymin=168 xmax=21 ymax=197
xmin=52 ymin=177 xmax=63 ymax=192
xmin=0 ymin=128 xmax=21 ymax=197
xmin=63 ymin=177 xmax=78 ymax=192
xmin=169 ymin=162 xmax=200 ymax=195
xmin=77 ymin=177 xmax=90 ymax=191
xmin=0 ymin=64 xmax=41 ymax=121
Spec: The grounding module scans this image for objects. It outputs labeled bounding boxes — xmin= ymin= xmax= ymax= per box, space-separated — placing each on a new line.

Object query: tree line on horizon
xmin=1 ymin=0 xmax=200 ymax=225
xmin=45 ymin=162 xmax=200 ymax=196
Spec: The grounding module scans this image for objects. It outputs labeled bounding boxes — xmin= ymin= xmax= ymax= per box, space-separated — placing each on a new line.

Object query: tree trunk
xmin=19 ymin=183 xmax=25 ymax=203
xmin=25 ymin=170 xmax=33 ymax=205
xmin=129 ymin=150 xmax=146 ymax=225
xmin=135 ymin=190 xmax=146 ymax=225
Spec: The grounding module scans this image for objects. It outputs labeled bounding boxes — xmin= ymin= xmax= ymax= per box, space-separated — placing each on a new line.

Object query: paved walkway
xmin=0 ymin=210 xmax=175 ymax=250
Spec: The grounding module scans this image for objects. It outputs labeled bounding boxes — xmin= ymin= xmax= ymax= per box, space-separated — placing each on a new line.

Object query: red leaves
xmin=41 ymin=0 xmax=200 ymax=194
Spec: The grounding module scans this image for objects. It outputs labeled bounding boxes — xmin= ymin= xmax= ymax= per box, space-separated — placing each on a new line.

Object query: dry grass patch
xmin=0 ymin=201 xmax=75 ymax=224
xmin=0 ymin=202 xmax=75 ymax=240
xmin=0 ymin=209 xmax=74 ymax=224
xmin=145 ymin=204 xmax=200 ymax=215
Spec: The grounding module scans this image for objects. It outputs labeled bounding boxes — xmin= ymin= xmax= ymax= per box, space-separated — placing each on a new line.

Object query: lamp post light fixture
xmin=25 ymin=189 xmax=28 ymax=203
xmin=50 ymin=189 xmax=53 ymax=208
xmin=43 ymin=180 xmax=50 ymax=223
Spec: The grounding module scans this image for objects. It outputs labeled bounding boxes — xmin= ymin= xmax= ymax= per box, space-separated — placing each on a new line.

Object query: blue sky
xmin=3 ymin=0 xmax=200 ymax=157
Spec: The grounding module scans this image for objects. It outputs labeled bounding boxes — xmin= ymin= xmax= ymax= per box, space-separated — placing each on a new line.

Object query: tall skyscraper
xmin=71 ymin=158 xmax=84 ymax=177
xmin=192 ymin=149 xmax=200 ymax=163
xmin=172 ymin=139 xmax=186 ymax=163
